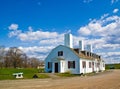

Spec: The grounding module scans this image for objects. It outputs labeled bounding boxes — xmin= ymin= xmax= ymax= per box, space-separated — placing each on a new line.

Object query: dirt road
xmin=0 ymin=70 xmax=120 ymax=89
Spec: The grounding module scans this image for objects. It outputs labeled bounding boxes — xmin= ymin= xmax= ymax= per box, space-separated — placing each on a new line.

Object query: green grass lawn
xmin=105 ymin=63 xmax=120 ymax=69
xmin=0 ymin=68 xmax=49 ymax=80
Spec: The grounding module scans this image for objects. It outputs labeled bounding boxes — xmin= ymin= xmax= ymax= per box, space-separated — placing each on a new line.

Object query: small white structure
xmin=13 ymin=72 xmax=23 ymax=78
xmin=79 ymin=40 xmax=84 ymax=51
xmin=64 ymin=33 xmax=73 ymax=48
xmin=45 ymin=34 xmax=105 ymax=74
xmin=86 ymin=44 xmax=93 ymax=52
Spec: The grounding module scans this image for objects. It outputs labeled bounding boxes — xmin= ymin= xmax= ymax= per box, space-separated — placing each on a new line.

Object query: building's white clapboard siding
xmin=45 ymin=45 xmax=105 ymax=74
xmin=80 ymin=59 xmax=93 ymax=74
xmin=45 ymin=45 xmax=81 ymax=74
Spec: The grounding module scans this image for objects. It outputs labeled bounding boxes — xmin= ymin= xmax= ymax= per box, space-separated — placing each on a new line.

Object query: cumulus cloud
xmin=8 ymin=25 xmax=63 ymax=43
xmin=8 ymin=26 xmax=65 ymax=60
xmin=113 ymin=8 xmax=119 ymax=13
xmin=18 ymin=30 xmax=59 ymax=41
xmin=39 ymin=36 xmax=64 ymax=46
xmin=8 ymin=24 xmax=21 ymax=37
xmin=18 ymin=46 xmax=55 ymax=60
xmin=8 ymin=24 xmax=18 ymax=30
xmin=9 ymin=30 xmax=21 ymax=37
xmin=78 ymin=14 xmax=120 ymax=63
xmin=98 ymin=51 xmax=120 ymax=64
xmin=78 ymin=15 xmax=120 ymax=41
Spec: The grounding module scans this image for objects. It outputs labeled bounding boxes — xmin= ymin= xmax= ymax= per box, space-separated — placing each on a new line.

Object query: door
xmin=55 ymin=63 xmax=58 ymax=73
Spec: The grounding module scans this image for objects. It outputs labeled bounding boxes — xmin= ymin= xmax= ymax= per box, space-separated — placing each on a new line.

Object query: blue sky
xmin=0 ymin=0 xmax=120 ymax=63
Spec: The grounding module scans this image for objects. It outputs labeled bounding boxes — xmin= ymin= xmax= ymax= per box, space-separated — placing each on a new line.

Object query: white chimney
xmin=86 ymin=44 xmax=93 ymax=52
xmin=64 ymin=34 xmax=73 ymax=48
xmin=79 ymin=40 xmax=84 ymax=51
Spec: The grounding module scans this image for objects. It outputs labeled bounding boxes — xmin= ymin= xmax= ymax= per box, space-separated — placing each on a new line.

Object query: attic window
xmin=58 ymin=51 xmax=63 ymax=56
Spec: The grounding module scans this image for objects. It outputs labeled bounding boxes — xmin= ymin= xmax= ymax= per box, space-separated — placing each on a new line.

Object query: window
xmin=82 ymin=61 xmax=86 ymax=68
xmin=89 ymin=62 xmax=91 ymax=68
xmin=58 ymin=51 xmax=63 ymax=56
xmin=48 ymin=62 xmax=52 ymax=69
xmin=97 ymin=63 xmax=100 ymax=67
xmin=103 ymin=63 xmax=105 ymax=67
xmin=68 ymin=61 xmax=75 ymax=68
xmin=92 ymin=62 xmax=94 ymax=68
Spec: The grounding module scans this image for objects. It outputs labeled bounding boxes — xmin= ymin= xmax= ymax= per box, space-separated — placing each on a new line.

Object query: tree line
xmin=0 ymin=46 xmax=44 ymax=68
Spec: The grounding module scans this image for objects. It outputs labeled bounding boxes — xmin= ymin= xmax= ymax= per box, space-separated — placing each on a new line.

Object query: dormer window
xmin=58 ymin=51 xmax=63 ymax=56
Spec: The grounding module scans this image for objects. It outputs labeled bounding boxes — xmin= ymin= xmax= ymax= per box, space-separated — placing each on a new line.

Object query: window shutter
xmin=73 ymin=61 xmax=75 ymax=68
xmin=48 ymin=62 xmax=50 ymax=69
xmin=68 ymin=61 xmax=70 ymax=68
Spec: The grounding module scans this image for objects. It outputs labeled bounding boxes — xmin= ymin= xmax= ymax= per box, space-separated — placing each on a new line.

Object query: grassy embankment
xmin=0 ymin=68 xmax=49 ymax=80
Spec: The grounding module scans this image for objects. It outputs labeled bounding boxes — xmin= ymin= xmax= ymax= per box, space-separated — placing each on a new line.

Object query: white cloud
xmin=8 ymin=26 xmax=65 ymax=46
xmin=113 ymin=8 xmax=119 ymax=13
xmin=8 ymin=24 xmax=18 ymax=30
xmin=102 ymin=44 xmax=120 ymax=49
xmin=111 ymin=0 xmax=118 ymax=4
xmin=78 ymin=15 xmax=120 ymax=40
xmin=83 ymin=0 xmax=93 ymax=3
xmin=9 ymin=30 xmax=21 ymax=37
xmin=78 ymin=14 xmax=120 ymax=63
xmin=18 ymin=46 xmax=55 ymax=60
xmin=8 ymin=23 xmax=21 ymax=37
xmin=8 ymin=26 xmax=65 ymax=60
xmin=39 ymin=35 xmax=64 ymax=46
xmin=78 ymin=26 xmax=91 ymax=36
xmin=98 ymin=51 xmax=120 ymax=64
xmin=19 ymin=46 xmax=54 ymax=54
xmin=18 ymin=30 xmax=59 ymax=41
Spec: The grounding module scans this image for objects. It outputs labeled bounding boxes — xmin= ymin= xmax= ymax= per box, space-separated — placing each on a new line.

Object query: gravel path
xmin=0 ymin=70 xmax=120 ymax=89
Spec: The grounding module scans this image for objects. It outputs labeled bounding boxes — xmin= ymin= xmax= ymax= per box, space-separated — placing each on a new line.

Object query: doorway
xmin=55 ymin=63 xmax=58 ymax=73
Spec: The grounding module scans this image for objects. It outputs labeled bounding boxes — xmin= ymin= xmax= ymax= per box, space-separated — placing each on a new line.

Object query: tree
xmin=5 ymin=47 xmax=27 ymax=68
xmin=28 ymin=57 xmax=40 ymax=68
xmin=0 ymin=46 xmax=5 ymax=68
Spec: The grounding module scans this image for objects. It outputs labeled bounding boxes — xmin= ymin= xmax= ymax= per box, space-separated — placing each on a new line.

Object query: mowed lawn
xmin=0 ymin=68 xmax=49 ymax=80
xmin=105 ymin=63 xmax=120 ymax=69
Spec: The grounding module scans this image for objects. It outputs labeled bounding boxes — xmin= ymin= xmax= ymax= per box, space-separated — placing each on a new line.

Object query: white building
xmin=45 ymin=34 xmax=105 ymax=74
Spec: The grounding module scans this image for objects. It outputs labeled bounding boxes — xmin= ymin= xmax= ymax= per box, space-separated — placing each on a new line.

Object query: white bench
xmin=13 ymin=73 xmax=23 ymax=78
